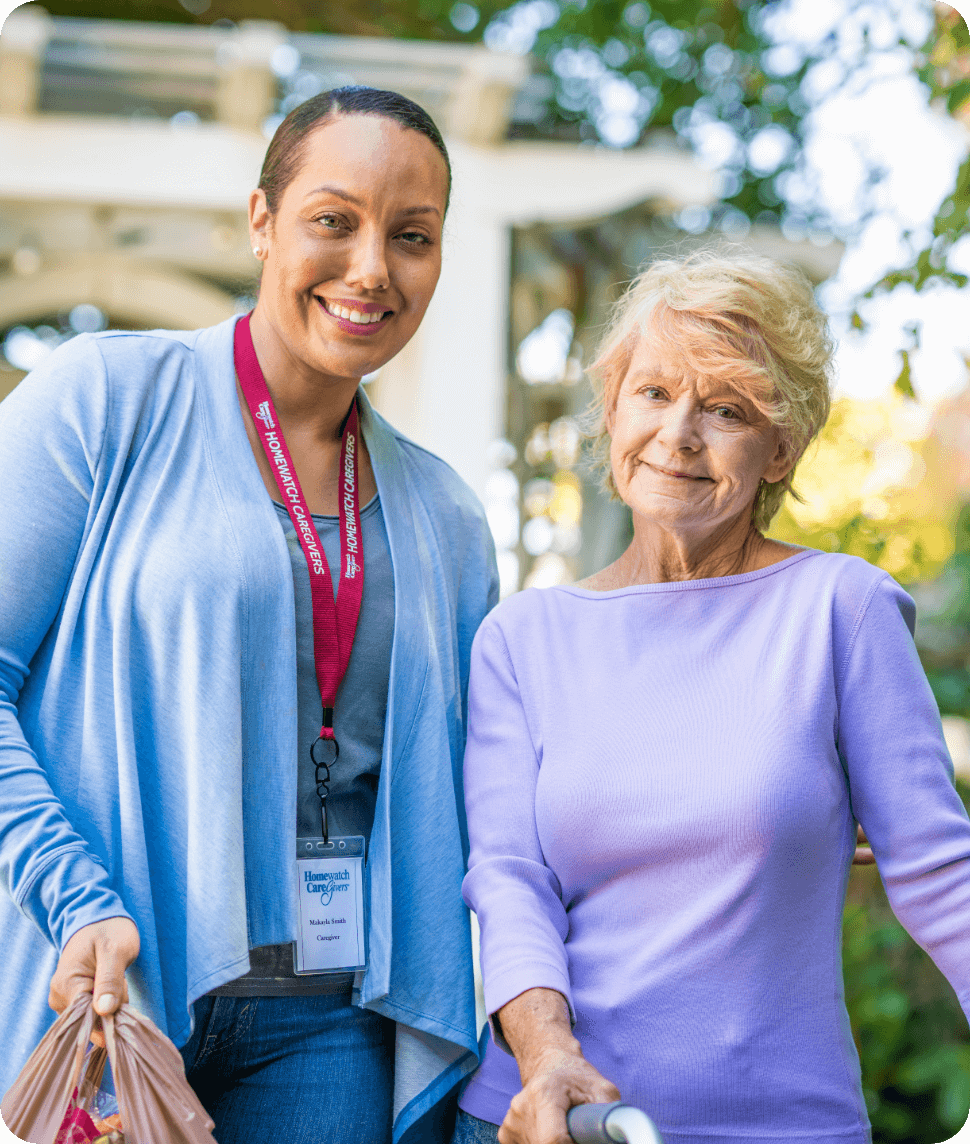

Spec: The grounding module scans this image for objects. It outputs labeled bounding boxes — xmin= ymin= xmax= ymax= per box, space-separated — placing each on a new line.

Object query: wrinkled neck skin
xmin=590 ymin=507 xmax=795 ymax=590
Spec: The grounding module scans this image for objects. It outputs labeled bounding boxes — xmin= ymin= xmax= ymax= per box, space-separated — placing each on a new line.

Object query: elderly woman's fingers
xmin=499 ymin=1100 xmax=572 ymax=1144
xmin=499 ymin=1054 xmax=621 ymax=1144
xmin=534 ymin=1105 xmax=574 ymax=1144
xmin=495 ymin=989 xmax=621 ymax=1144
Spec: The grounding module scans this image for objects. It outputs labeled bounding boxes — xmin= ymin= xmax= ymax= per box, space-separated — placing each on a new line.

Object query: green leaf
xmin=939 ymin=1058 xmax=970 ymax=1128
xmin=946 ymin=78 xmax=970 ymax=113
xmin=894 ymin=349 xmax=916 ymax=399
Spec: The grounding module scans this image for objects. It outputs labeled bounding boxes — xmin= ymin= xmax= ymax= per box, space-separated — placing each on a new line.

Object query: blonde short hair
xmin=585 ymin=247 xmax=834 ymax=531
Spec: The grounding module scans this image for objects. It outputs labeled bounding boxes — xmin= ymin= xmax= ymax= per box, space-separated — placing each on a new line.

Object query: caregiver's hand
xmin=49 ymin=917 xmax=141 ymax=1048
xmin=497 ymin=988 xmax=620 ymax=1144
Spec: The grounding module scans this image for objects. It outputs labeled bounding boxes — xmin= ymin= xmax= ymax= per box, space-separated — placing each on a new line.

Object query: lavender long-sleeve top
xmin=459 ymin=551 xmax=970 ymax=1144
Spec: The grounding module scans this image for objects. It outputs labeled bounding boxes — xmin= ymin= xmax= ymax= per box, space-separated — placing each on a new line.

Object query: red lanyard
xmin=234 ymin=315 xmax=364 ymax=837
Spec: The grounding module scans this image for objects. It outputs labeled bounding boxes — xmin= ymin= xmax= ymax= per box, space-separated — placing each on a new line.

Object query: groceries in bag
xmin=1 ymin=991 xmax=218 ymax=1144
xmin=51 ymin=1056 xmax=123 ymax=1143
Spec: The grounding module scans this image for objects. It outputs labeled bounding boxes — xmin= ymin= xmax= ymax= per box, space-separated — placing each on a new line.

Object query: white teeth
xmin=327 ymin=302 xmax=385 ymax=324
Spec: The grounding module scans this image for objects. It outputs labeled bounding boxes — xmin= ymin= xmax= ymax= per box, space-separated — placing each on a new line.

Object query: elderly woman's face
xmin=608 ymin=331 xmax=793 ymax=537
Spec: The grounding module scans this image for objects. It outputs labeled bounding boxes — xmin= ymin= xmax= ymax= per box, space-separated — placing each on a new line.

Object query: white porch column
xmin=0 ymin=5 xmax=52 ymax=117
xmin=215 ymin=20 xmax=286 ymax=134
xmin=369 ymin=167 xmax=509 ymax=503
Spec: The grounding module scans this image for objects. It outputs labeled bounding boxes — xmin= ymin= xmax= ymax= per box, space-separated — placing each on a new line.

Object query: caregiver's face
xmin=249 ymin=113 xmax=449 ymax=383
xmin=608 ymin=328 xmax=793 ymax=538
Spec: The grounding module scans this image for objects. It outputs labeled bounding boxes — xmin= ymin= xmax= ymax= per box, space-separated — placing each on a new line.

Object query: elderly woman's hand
xmin=496 ymin=988 xmax=621 ymax=1144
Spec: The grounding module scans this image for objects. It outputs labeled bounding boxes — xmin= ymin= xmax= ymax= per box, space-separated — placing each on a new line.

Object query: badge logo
xmin=345 ymin=553 xmax=360 ymax=578
xmin=255 ymin=400 xmax=275 ymax=429
xmin=304 ymin=867 xmax=351 ymax=906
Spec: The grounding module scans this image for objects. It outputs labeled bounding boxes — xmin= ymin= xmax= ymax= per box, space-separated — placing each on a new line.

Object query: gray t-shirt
xmin=210 ymin=493 xmax=394 ymax=996
xmin=286 ymin=494 xmax=394 ymax=842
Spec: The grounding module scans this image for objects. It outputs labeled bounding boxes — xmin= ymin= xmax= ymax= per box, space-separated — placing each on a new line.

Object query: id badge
xmin=294 ymin=836 xmax=367 ymax=974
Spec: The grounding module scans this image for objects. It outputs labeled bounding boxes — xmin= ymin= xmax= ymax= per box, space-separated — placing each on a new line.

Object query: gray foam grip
xmin=566 ymin=1101 xmax=624 ymax=1142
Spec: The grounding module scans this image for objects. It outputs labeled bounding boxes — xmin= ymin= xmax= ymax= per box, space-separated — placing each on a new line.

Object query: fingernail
xmin=95 ymin=993 xmax=117 ymax=1014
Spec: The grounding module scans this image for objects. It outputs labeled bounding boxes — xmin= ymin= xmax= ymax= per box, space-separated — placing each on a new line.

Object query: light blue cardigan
xmin=0 ymin=317 xmax=498 ymax=1141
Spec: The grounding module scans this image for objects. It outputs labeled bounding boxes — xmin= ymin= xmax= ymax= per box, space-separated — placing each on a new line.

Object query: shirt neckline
xmin=556 ymin=547 xmax=821 ymax=599
xmin=272 ymin=493 xmax=380 ymax=523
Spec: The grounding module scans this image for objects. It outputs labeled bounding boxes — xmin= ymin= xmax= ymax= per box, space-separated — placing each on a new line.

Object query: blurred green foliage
xmin=918 ymin=503 xmax=970 ymax=724
xmin=844 ymin=785 xmax=970 ymax=1143
xmin=770 ymin=393 xmax=956 ymax=588
xmin=26 ymin=0 xmax=509 ymax=41
xmin=867 ymin=5 xmax=970 ymax=299
xmin=492 ymin=0 xmax=808 ymax=228
xmin=855 ymin=5 xmax=970 ymax=395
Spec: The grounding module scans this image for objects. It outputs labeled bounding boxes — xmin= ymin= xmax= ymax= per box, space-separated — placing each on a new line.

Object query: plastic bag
xmin=45 ymin=1047 xmax=111 ymax=1142
xmin=1 ymin=991 xmax=218 ymax=1144
xmin=51 ymin=1043 xmax=123 ymax=1144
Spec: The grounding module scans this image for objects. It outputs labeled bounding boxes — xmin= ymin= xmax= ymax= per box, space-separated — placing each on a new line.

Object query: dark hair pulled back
xmin=258 ymin=86 xmax=451 ymax=215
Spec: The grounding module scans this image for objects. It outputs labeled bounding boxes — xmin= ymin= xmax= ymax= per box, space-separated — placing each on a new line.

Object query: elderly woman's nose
xmin=346 ymin=231 xmax=390 ymax=291
xmin=656 ymin=399 xmax=701 ymax=452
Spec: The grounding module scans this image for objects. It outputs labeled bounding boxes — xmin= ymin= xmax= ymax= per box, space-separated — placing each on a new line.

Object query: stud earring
xmin=253 ymin=247 xmax=262 ymax=257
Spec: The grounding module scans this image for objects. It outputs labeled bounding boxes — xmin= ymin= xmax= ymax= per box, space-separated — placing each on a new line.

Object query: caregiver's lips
xmin=317 ymin=296 xmax=393 ymax=336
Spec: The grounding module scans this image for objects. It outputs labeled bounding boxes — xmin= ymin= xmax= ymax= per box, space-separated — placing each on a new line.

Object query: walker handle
xmin=567 ymin=1102 xmax=665 ymax=1144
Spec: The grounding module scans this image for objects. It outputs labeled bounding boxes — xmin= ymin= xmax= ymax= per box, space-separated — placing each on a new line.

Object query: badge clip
xmin=294 ymin=835 xmax=366 ymax=975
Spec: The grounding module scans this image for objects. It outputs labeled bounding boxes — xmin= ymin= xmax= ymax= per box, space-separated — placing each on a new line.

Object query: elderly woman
xmin=453 ymin=250 xmax=970 ymax=1144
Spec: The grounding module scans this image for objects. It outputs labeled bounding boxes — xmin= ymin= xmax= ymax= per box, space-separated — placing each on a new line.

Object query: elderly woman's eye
xmin=713 ymin=405 xmax=740 ymax=419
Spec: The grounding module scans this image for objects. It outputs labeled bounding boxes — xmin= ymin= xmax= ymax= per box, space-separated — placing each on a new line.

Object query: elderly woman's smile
xmin=646 ymin=465 xmax=709 ymax=479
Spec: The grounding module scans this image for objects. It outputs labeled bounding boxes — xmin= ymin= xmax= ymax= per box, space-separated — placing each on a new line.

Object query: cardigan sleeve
xmin=452 ymin=512 xmax=499 ymax=861
xmin=461 ymin=613 xmax=573 ymax=1039
xmin=0 ymin=337 xmax=134 ymax=951
xmin=456 ymin=516 xmax=500 ymax=711
xmin=837 ymin=574 xmax=970 ymax=1021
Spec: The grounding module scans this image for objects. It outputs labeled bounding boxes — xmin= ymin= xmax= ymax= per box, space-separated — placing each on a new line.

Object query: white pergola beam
xmin=451 ymin=139 xmax=719 ymax=225
xmin=0 ymin=254 xmax=239 ymax=330
xmin=0 ymin=115 xmax=265 ymax=210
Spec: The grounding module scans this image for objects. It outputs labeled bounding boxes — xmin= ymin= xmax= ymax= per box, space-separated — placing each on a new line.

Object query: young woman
xmin=0 ymin=87 xmax=496 ymax=1144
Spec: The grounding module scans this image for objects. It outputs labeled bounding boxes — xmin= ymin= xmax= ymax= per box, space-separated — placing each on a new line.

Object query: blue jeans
xmin=452 ymin=1108 xmax=501 ymax=1143
xmin=179 ymin=992 xmax=394 ymax=1143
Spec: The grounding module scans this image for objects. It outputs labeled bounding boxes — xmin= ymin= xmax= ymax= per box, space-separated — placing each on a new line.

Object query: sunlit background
xmin=1 ymin=0 xmax=969 ymax=1138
